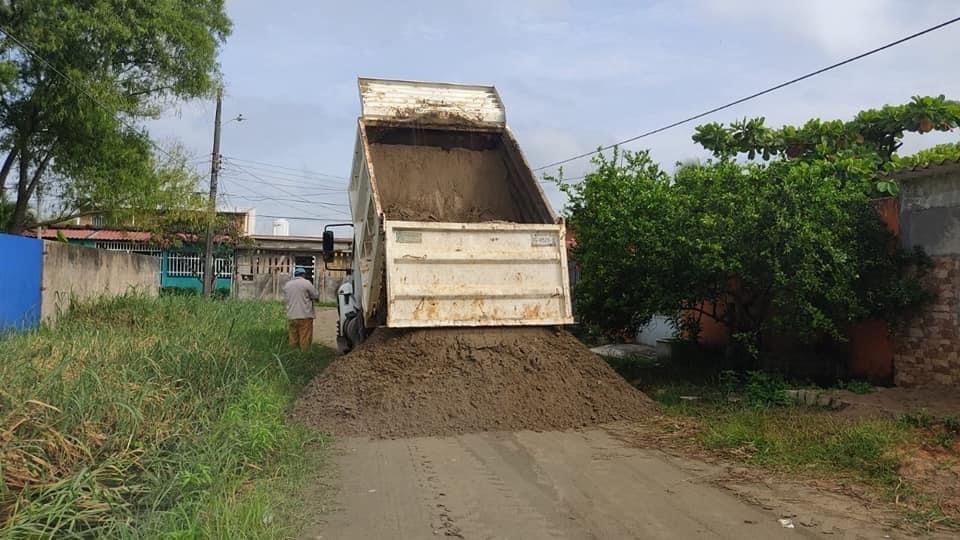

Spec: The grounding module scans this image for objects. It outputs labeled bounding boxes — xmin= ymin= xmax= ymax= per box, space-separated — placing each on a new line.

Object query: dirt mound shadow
xmin=292 ymin=327 xmax=655 ymax=439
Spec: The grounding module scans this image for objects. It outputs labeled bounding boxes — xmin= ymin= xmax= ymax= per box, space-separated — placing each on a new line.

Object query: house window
xmin=92 ymin=215 xmax=106 ymax=227
xmin=167 ymin=254 xmax=232 ymax=278
xmin=167 ymin=254 xmax=203 ymax=277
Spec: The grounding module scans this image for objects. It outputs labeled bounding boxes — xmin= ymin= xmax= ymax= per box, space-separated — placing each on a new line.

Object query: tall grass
xmin=0 ymin=295 xmax=332 ymax=538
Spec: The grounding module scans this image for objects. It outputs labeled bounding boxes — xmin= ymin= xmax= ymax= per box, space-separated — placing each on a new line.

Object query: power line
xmin=533 ymin=14 xmax=960 ymax=172
xmin=219 ymin=171 xmax=350 ymax=217
xmin=220 ymin=177 xmax=350 ymax=216
xmin=227 ymin=161 xmax=335 ymax=206
xmin=0 ymin=24 xmax=175 ymax=161
xmin=220 ymin=158 xmax=347 ymax=184
xmin=258 ymin=213 xmax=349 ymax=222
xmin=221 ymin=191 xmax=349 ymax=209
xmin=221 ymin=155 xmax=347 ymax=180
xmin=220 ymin=170 xmax=345 ymax=194
xmin=219 ymin=163 xmax=346 ymax=191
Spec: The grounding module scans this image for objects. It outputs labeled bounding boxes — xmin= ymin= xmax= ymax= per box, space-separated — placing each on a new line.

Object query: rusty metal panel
xmin=383 ymin=221 xmax=574 ymax=327
xmin=358 ymin=78 xmax=505 ymax=127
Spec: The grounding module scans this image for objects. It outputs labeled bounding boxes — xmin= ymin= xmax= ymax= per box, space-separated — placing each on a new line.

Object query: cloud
xmin=695 ymin=0 xmax=956 ymax=57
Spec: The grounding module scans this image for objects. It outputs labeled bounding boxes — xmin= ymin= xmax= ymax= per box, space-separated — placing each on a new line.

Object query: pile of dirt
xmin=292 ymin=327 xmax=656 ymax=439
xmin=369 ymin=144 xmax=523 ymax=222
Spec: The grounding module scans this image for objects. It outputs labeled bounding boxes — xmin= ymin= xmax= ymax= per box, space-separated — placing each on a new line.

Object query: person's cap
xmin=294 ymin=267 xmax=306 ymax=276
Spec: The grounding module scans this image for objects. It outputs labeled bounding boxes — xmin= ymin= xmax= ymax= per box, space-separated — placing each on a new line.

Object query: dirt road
xmin=304 ymin=427 xmax=889 ymax=539
xmin=313 ymin=308 xmax=338 ymax=348
xmin=303 ymin=311 xmax=904 ymax=539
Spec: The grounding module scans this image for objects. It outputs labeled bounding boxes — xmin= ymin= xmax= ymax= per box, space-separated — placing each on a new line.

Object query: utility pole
xmin=203 ymin=87 xmax=223 ymax=297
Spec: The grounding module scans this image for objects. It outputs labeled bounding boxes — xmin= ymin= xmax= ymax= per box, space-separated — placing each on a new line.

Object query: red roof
xmin=39 ymin=228 xmax=153 ymax=242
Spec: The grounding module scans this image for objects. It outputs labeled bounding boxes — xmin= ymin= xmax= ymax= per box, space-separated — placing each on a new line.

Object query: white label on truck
xmin=395 ymin=230 xmax=422 ymax=244
xmin=531 ymin=232 xmax=557 ymax=247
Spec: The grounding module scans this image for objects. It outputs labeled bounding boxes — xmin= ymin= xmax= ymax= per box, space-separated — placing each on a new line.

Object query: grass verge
xmin=607 ymin=353 xmax=960 ymax=529
xmin=0 ymin=295 xmax=333 ymax=538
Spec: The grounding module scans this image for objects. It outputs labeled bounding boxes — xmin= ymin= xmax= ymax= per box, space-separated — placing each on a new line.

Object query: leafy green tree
xmin=692 ymin=95 xmax=960 ymax=195
xmin=669 ymin=159 xmax=929 ymax=358
xmin=0 ymin=0 xmax=231 ymax=233
xmin=558 ymin=149 xmax=679 ymax=337
xmin=890 ymin=141 xmax=960 ymax=170
xmin=562 ymin=98 xmax=938 ymax=362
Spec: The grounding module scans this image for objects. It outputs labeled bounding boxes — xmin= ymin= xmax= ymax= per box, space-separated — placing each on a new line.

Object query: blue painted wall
xmin=0 ymin=233 xmax=43 ymax=331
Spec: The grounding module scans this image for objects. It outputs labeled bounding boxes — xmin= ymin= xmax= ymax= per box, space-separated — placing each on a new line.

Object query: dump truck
xmin=323 ymin=78 xmax=574 ymax=353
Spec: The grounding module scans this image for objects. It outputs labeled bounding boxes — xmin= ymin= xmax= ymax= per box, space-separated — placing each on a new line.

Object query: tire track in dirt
xmin=308 ymin=429 xmax=883 ymax=539
xmin=408 ymin=439 xmax=463 ymax=538
xmin=414 ymin=433 xmax=590 ymax=540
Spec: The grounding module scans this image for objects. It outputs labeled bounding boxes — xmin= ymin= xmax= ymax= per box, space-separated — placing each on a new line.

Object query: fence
xmin=0 ymin=234 xmax=43 ymax=332
xmin=0 ymin=237 xmax=161 ymax=331
xmin=167 ymin=254 xmax=232 ymax=278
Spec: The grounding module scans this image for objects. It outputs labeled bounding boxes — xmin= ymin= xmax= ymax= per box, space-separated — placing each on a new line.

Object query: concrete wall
xmin=41 ymin=241 xmax=160 ymax=323
xmin=235 ymin=271 xmax=345 ymax=302
xmin=900 ymin=169 xmax=960 ymax=256
xmin=894 ymin=164 xmax=960 ymax=387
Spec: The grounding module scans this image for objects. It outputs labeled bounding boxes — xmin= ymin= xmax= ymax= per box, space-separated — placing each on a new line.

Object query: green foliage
xmin=692 ymin=96 xmax=960 ymax=198
xmin=744 ymin=371 xmax=791 ymax=408
xmin=0 ymin=295 xmax=332 ymax=537
xmin=701 ymin=409 xmax=903 ymax=483
xmin=555 ymin=148 xmax=677 ymax=336
xmin=901 ymin=410 xmax=937 ymax=429
xmin=563 ymin=99 xmax=936 ymax=360
xmin=843 ymin=380 xmax=876 ymax=395
xmin=891 ymin=141 xmax=960 ymax=170
xmin=693 ymin=95 xmax=960 ymax=167
xmin=0 ymin=1 xmax=232 ymax=232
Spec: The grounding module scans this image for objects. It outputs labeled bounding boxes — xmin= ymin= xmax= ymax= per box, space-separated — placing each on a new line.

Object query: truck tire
xmin=342 ymin=312 xmax=364 ymax=353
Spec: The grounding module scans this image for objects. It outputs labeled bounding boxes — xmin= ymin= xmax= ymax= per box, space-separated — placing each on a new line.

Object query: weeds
xmin=606 ymin=354 xmax=959 ymax=528
xmin=743 ymin=371 xmax=792 ymax=408
xmin=0 ymin=295 xmax=332 ymax=538
xmin=842 ymin=380 xmax=876 ymax=395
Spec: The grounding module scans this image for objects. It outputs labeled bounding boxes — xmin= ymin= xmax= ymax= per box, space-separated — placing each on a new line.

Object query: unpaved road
xmin=304 ymin=311 xmax=906 ymax=539
xmin=303 ymin=428 xmax=905 ymax=539
xmin=313 ymin=308 xmax=338 ymax=348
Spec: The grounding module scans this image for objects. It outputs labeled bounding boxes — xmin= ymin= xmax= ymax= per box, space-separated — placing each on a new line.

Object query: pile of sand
xmin=292 ymin=327 xmax=655 ymax=439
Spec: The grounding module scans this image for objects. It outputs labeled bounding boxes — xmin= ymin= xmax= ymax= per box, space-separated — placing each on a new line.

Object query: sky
xmin=148 ymin=0 xmax=960 ymax=235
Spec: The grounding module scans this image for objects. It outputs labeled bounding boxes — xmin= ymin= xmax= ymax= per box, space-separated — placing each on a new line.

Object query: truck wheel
xmin=342 ymin=312 xmax=364 ymax=353
xmin=336 ymin=336 xmax=351 ymax=355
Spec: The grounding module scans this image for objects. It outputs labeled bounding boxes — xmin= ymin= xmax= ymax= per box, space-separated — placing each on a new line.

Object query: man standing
xmin=283 ymin=267 xmax=319 ymax=352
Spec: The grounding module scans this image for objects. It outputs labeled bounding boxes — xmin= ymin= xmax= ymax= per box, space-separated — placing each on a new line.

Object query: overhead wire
xmin=219 ymin=169 xmax=344 ymax=193
xmin=219 ymin=164 xmax=350 ymax=217
xmin=257 ymin=213 xmax=348 ymax=223
xmin=221 ymin=155 xmax=347 ymax=180
xmin=533 ymin=14 xmax=960 ymax=172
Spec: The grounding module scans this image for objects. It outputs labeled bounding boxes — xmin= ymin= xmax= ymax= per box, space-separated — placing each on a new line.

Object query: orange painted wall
xmin=847 ymin=198 xmax=900 ymax=383
xmin=847 ymin=319 xmax=894 ymax=383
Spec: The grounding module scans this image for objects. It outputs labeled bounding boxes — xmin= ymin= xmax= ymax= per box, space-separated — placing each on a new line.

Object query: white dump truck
xmin=323 ymin=78 xmax=573 ymax=353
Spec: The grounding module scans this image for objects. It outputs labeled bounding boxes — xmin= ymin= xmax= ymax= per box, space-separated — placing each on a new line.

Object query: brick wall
xmin=892 ymin=162 xmax=960 ymax=387
xmin=893 ymin=259 xmax=960 ymax=386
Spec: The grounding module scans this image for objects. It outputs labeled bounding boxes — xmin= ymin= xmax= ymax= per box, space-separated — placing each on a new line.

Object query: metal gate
xmin=0 ymin=233 xmax=42 ymax=331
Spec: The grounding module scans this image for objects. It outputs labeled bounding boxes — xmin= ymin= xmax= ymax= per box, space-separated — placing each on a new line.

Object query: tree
xmin=692 ymin=95 xmax=960 ymax=195
xmin=561 ymin=98 xmax=939 ymax=362
xmin=890 ymin=141 xmax=960 ymax=170
xmin=557 ymin=149 xmax=679 ymax=337
xmin=668 ymin=159 xmax=930 ymax=359
xmin=0 ymin=1 xmax=231 ymax=233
